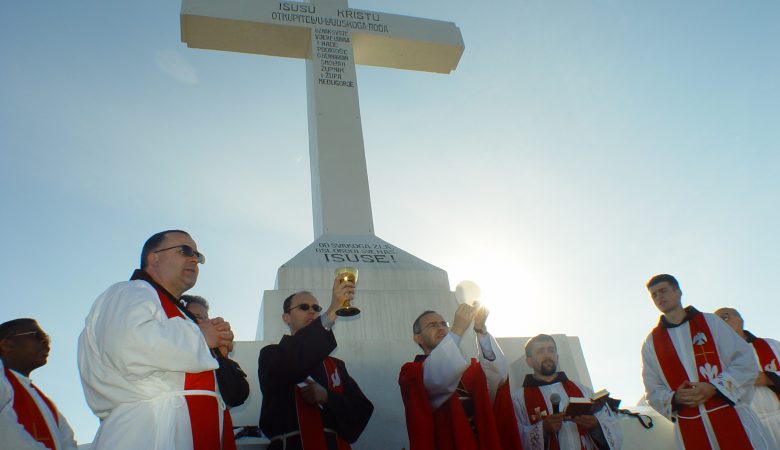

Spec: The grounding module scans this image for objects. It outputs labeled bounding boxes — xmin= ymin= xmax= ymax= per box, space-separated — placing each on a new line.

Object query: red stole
xmin=4 ymin=368 xmax=59 ymax=450
xmin=222 ymin=404 xmax=237 ymax=450
xmin=155 ymin=287 xmax=227 ymax=450
xmin=294 ymin=357 xmax=351 ymax=450
xmin=652 ymin=312 xmax=753 ymax=449
xmin=751 ymin=338 xmax=780 ymax=402
xmin=493 ymin=380 xmax=524 ymax=450
xmin=399 ymin=358 xmax=512 ymax=450
xmin=522 ymin=381 xmax=588 ymax=450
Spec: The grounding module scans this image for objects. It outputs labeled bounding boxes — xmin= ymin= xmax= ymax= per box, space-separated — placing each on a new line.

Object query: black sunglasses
xmin=153 ymin=245 xmax=206 ymax=264
xmin=287 ymin=303 xmax=322 ymax=313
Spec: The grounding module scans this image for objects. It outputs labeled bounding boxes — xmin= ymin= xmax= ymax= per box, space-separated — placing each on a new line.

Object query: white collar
xmin=6 ymin=367 xmax=33 ymax=386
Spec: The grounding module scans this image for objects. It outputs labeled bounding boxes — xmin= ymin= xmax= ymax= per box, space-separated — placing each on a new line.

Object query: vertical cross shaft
xmin=306 ymin=0 xmax=373 ymax=236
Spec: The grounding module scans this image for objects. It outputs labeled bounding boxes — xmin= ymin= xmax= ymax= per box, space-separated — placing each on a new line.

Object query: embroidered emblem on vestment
xmin=692 ymin=332 xmax=707 ymax=346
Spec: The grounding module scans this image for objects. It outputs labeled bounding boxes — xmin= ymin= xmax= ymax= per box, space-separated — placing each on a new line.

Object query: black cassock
xmin=258 ymin=318 xmax=373 ymax=447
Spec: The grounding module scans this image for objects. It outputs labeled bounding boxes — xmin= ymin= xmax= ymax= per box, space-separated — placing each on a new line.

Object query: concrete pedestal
xmin=228 ymin=233 xmax=609 ymax=449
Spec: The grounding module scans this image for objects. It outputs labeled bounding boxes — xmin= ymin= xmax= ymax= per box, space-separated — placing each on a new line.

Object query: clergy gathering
xmin=3 ymin=229 xmax=780 ymax=450
xmin=4 ymin=0 xmax=779 ymax=449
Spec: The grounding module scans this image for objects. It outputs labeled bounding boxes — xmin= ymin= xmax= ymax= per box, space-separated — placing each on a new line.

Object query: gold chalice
xmin=334 ymin=267 xmax=360 ymax=317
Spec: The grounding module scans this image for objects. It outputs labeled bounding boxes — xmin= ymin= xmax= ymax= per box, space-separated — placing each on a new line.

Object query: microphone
xmin=550 ymin=393 xmax=561 ymax=415
xmin=548 ymin=393 xmax=561 ymax=450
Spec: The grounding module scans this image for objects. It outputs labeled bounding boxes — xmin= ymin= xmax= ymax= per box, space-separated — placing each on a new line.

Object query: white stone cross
xmin=181 ymin=0 xmax=464 ymax=237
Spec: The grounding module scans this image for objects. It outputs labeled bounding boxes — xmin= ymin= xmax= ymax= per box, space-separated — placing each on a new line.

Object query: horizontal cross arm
xmin=181 ymin=0 xmax=464 ymax=73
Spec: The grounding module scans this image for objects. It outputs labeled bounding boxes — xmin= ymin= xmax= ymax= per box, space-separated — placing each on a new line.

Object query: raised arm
xmin=422 ymin=333 xmax=469 ymax=409
xmin=473 ymin=304 xmax=508 ymax=400
xmin=421 ymin=303 xmax=477 ymax=408
xmin=259 ymin=318 xmax=337 ymax=392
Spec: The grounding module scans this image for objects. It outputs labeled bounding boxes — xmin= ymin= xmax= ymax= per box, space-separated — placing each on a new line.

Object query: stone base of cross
xmin=227 ymin=229 xmax=597 ymax=448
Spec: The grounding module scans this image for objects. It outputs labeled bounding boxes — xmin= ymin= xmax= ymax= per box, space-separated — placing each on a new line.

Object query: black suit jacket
xmin=258 ymin=319 xmax=373 ymax=442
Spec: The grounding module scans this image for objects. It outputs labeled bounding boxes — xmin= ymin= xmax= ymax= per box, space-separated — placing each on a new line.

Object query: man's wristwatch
xmin=474 ymin=327 xmax=486 ymax=335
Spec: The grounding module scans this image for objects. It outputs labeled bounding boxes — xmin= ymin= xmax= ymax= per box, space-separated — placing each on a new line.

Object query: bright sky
xmin=2 ymin=0 xmax=779 ymax=445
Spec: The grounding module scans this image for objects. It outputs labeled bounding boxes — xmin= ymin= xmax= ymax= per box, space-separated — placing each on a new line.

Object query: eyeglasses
xmin=10 ymin=330 xmax=50 ymax=342
xmin=153 ymin=245 xmax=206 ymax=264
xmin=420 ymin=321 xmax=450 ymax=332
xmin=718 ymin=311 xmax=740 ymax=322
xmin=287 ymin=303 xmax=322 ymax=313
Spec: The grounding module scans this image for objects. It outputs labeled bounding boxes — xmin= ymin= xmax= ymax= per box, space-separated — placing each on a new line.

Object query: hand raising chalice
xmin=455 ymin=280 xmax=489 ymax=334
xmin=334 ymin=266 xmax=360 ymax=317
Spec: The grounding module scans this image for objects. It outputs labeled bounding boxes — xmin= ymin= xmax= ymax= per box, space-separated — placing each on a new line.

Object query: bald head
xmin=715 ymin=307 xmax=745 ymax=337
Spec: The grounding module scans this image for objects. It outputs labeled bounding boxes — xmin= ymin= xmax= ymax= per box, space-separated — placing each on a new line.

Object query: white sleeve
xmin=320 ymin=313 xmax=335 ymax=330
xmin=641 ymin=334 xmax=675 ymax=420
xmin=478 ymin=332 xmax=508 ymax=401
xmin=578 ymin=382 xmax=623 ymax=449
xmin=511 ymin=388 xmax=545 ymax=450
xmin=89 ymin=282 xmax=217 ymax=377
xmin=0 ymin=369 xmax=50 ymax=450
xmin=594 ymin=407 xmax=623 ymax=449
xmin=706 ymin=314 xmax=759 ymax=404
xmin=56 ymin=410 xmax=78 ymax=450
xmin=423 ymin=332 xmax=469 ymax=409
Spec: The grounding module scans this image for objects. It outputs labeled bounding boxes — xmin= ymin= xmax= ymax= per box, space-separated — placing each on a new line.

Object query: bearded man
xmin=511 ymin=334 xmax=621 ymax=450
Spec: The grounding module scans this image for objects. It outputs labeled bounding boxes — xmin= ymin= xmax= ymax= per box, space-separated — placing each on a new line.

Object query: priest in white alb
xmin=1 ymin=318 xmax=78 ymax=450
xmin=512 ymin=334 xmax=621 ymax=449
xmin=399 ymin=303 xmax=522 ymax=450
xmin=641 ymin=274 xmax=772 ymax=449
xmin=78 ymin=230 xmax=236 ymax=450
xmin=715 ymin=307 xmax=780 ymax=447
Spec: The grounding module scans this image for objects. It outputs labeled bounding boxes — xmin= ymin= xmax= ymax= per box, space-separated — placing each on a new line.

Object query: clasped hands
xmin=199 ymin=317 xmax=234 ymax=357
xmin=673 ymin=380 xmax=717 ymax=407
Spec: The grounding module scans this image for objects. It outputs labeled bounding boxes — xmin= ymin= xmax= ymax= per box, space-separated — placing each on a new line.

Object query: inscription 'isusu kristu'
xmin=278 ymin=2 xmax=315 ymax=14
xmin=278 ymin=2 xmax=381 ymax=23
xmin=274 ymin=3 xmax=389 ymax=33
